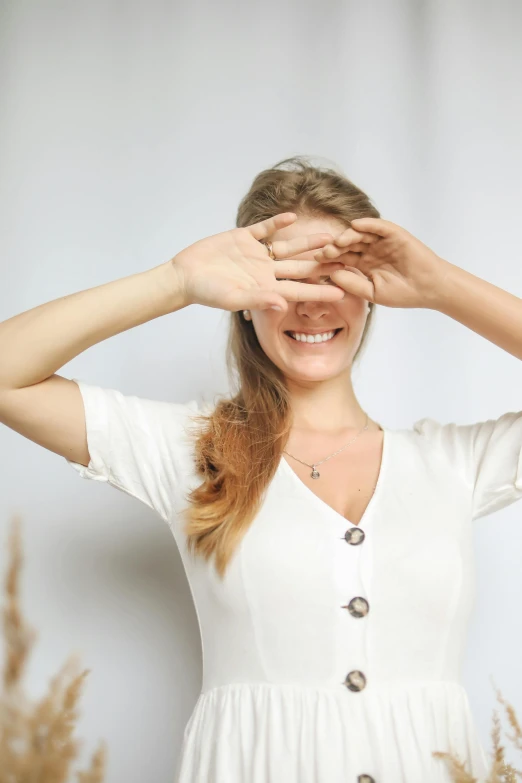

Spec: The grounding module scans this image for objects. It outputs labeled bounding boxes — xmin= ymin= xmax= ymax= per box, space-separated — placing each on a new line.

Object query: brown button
xmin=343 ymin=670 xmax=366 ymax=692
xmin=343 ymin=596 xmax=370 ymax=618
xmin=344 ymin=527 xmax=365 ymax=545
xmin=357 ymin=775 xmax=375 ymax=783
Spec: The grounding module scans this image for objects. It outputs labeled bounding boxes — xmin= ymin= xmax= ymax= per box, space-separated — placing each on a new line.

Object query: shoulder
xmin=125 ymin=393 xmax=216 ymax=442
xmin=396 ymin=412 xmax=520 ymax=487
xmin=71 ymin=376 xmax=215 ymax=440
xmin=390 ymin=416 xmax=472 ymax=487
xmin=401 ymin=415 xmax=467 ymax=458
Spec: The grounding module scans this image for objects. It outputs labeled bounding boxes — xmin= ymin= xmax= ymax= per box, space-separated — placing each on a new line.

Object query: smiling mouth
xmin=284 ymin=328 xmax=344 ymax=344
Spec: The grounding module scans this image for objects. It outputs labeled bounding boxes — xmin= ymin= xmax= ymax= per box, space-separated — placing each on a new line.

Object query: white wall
xmin=1 ymin=0 xmax=522 ymax=779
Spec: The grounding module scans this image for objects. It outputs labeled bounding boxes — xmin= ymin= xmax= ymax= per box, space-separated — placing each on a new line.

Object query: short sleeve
xmin=65 ymin=378 xmax=202 ymax=523
xmin=413 ymin=411 xmax=522 ymax=520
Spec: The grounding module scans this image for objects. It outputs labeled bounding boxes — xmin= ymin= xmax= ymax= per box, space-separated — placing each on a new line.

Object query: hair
xmin=182 ymin=155 xmax=380 ymax=579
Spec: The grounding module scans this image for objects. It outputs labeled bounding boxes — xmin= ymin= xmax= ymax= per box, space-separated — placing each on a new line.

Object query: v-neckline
xmin=278 ymin=427 xmax=390 ymax=529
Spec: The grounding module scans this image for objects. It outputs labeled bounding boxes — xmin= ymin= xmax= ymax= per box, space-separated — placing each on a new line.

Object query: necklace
xmin=283 ymin=413 xmax=370 ymax=479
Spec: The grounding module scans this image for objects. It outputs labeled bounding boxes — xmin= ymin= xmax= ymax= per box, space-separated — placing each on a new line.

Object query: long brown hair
xmin=182 ymin=156 xmax=380 ymax=578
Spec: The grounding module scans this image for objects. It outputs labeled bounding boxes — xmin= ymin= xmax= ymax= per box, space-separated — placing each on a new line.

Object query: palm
xmin=178 ymin=233 xmax=279 ymax=311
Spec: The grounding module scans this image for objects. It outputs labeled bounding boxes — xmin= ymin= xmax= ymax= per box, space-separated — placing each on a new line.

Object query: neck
xmin=285 ymin=374 xmax=371 ymax=434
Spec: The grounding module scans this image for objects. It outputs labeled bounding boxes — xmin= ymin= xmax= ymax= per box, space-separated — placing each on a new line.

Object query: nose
xmin=296 ymin=300 xmax=331 ymax=315
xmin=295 ymin=274 xmax=332 ymax=320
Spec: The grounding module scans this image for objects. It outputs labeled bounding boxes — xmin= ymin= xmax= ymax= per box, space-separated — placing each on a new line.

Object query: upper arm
xmin=0 ymin=373 xmax=90 ymax=466
xmin=0 ymin=375 xmax=204 ymax=525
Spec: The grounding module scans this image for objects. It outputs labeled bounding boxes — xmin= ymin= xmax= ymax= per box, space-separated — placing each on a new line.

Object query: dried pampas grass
xmin=0 ymin=513 xmax=107 ymax=782
xmin=433 ymin=684 xmax=522 ymax=782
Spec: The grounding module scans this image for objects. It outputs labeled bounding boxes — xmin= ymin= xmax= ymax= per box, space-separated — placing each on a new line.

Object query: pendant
xmin=310 ymin=467 xmax=320 ymax=479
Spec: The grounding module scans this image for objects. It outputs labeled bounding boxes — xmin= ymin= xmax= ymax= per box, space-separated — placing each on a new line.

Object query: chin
xmin=280 ymin=364 xmax=347 ymax=383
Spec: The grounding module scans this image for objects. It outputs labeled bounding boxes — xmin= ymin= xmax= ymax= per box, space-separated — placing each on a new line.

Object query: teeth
xmin=289 ymin=330 xmax=336 ymax=343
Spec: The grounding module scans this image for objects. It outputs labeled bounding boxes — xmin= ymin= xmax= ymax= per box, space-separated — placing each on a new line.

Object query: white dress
xmin=65 ymin=378 xmax=522 ymax=783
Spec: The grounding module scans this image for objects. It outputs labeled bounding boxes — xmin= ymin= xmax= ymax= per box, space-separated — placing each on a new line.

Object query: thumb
xmin=330 ymin=268 xmax=373 ymax=301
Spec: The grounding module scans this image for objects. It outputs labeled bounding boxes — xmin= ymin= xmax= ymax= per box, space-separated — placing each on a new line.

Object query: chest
xmin=281 ymin=429 xmax=385 ymax=527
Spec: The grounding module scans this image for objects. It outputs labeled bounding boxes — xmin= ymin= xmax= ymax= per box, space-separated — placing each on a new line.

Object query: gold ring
xmin=260 ymin=240 xmax=276 ymax=260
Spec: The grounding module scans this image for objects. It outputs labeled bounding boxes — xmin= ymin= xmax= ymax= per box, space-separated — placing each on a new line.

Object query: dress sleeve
xmin=413 ymin=411 xmax=522 ymax=520
xmin=65 ymin=377 xmax=202 ymax=524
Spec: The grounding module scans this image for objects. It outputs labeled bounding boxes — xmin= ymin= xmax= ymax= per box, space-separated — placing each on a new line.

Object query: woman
xmin=1 ymin=156 xmax=521 ymax=782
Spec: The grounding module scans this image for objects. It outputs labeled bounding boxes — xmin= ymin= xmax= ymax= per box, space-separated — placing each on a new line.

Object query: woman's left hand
xmin=314 ymin=217 xmax=451 ymax=309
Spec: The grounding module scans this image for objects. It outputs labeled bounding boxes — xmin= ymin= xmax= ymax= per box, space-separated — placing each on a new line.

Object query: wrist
xmin=149 ymin=258 xmax=191 ymax=314
xmin=421 ymin=257 xmax=462 ymax=312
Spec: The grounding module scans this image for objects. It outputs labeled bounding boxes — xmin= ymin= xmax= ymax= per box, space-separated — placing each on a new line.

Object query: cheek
xmin=254 ymin=299 xmax=295 ymax=326
xmin=251 ymin=313 xmax=283 ymax=347
xmin=336 ymin=297 xmax=368 ymax=322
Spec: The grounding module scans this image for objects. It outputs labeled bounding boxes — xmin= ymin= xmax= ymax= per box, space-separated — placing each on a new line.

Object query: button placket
xmin=341 ymin=526 xmax=369 ymax=694
xmin=341 ymin=527 xmax=376 ymax=781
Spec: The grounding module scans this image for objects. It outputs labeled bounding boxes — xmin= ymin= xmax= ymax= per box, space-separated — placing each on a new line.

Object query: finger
xmin=271 ymin=232 xmax=334 ymax=260
xmin=228 ymin=288 xmax=289 ymax=313
xmin=334 ymin=231 xmax=379 ymax=248
xmin=247 ymin=212 xmax=298 ymax=242
xmin=329 ymin=268 xmax=374 ymax=301
xmin=274 ymin=280 xmax=345 ymax=303
xmin=349 ymin=217 xmax=397 ymax=238
xmin=327 ymin=243 xmax=372 ymax=256
xmin=329 ymin=228 xmax=377 ymax=249
xmin=314 ymin=246 xmax=363 ymax=263
xmin=274 ymin=259 xmax=346 ymax=279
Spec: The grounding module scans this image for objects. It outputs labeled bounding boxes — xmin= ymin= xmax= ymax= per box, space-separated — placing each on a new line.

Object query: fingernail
xmin=270 ymin=305 xmax=282 ymax=311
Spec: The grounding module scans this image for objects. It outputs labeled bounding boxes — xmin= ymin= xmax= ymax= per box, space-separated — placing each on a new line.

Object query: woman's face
xmin=247 ymin=216 xmax=370 ymax=385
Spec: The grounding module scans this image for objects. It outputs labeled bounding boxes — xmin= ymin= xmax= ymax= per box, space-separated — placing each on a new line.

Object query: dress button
xmin=343 ymin=670 xmax=367 ymax=692
xmin=344 ymin=527 xmax=365 ymax=545
xmin=357 ymin=775 xmax=375 ymax=783
xmin=343 ymin=596 xmax=370 ymax=617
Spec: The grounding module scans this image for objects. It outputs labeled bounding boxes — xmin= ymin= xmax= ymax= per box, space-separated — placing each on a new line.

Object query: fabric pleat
xmin=176 ymin=681 xmax=490 ymax=783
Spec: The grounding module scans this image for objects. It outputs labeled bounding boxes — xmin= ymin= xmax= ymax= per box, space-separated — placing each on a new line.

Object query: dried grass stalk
xmin=433 ymin=681 xmax=522 ymax=782
xmin=0 ymin=513 xmax=107 ymax=782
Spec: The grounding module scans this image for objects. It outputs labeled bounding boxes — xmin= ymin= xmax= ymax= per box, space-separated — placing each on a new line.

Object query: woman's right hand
xmin=170 ymin=212 xmax=351 ymax=315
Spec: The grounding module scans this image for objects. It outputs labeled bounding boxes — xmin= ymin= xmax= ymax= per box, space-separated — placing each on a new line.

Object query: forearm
xmin=431 ymin=259 xmax=522 ymax=361
xmin=0 ymin=259 xmax=186 ymax=390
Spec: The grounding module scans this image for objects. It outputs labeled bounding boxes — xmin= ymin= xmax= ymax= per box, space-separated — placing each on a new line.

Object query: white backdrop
xmin=1 ymin=1 xmax=522 ymax=780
